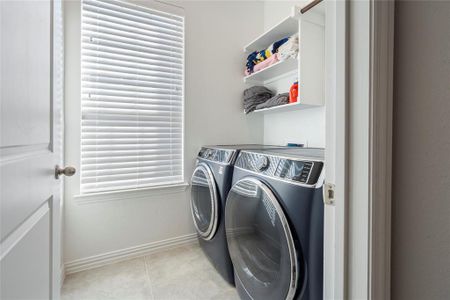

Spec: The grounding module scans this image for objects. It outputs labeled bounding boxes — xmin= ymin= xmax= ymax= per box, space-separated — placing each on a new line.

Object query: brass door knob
xmin=55 ymin=165 xmax=76 ymax=179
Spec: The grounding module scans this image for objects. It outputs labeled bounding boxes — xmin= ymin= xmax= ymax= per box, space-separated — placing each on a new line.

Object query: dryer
xmin=190 ymin=145 xmax=283 ymax=285
xmin=224 ymin=147 xmax=325 ymax=299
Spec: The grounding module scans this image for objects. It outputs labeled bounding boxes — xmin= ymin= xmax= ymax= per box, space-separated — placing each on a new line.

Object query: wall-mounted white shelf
xmin=244 ymin=14 xmax=299 ymax=53
xmin=243 ymin=5 xmax=325 ymax=113
xmin=244 ymin=58 xmax=298 ymax=84
xmin=251 ymin=101 xmax=322 ymax=114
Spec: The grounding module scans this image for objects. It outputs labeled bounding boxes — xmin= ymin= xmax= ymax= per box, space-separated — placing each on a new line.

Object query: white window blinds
xmin=81 ymin=0 xmax=184 ymax=194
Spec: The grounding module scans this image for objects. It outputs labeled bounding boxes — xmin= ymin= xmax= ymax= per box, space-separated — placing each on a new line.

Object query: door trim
xmin=327 ymin=0 xmax=394 ymax=298
xmin=368 ymin=1 xmax=394 ymax=299
xmin=344 ymin=0 xmax=395 ymax=299
xmin=190 ymin=163 xmax=219 ymax=240
xmin=324 ymin=0 xmax=348 ymax=298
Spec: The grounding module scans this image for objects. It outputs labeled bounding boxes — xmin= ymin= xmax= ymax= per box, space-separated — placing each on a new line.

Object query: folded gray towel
xmin=255 ymin=93 xmax=289 ymax=110
xmin=243 ymin=86 xmax=274 ymax=114
xmin=243 ymin=86 xmax=273 ymax=100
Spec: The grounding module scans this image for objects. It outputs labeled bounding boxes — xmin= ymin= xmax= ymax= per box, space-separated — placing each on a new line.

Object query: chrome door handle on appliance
xmin=55 ymin=165 xmax=76 ymax=179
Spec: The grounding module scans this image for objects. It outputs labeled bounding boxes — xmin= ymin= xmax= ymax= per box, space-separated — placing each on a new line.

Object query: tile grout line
xmin=143 ymin=256 xmax=155 ymax=300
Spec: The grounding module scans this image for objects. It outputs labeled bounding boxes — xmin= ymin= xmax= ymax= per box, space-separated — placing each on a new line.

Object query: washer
xmin=225 ymin=147 xmax=325 ymax=299
xmin=190 ymin=145 xmax=284 ymax=286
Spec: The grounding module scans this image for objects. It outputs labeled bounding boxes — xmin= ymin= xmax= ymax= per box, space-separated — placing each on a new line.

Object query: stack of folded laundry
xmin=245 ymin=33 xmax=299 ymax=76
xmin=245 ymin=37 xmax=288 ymax=75
xmin=243 ymin=87 xmax=291 ymax=113
xmin=255 ymin=92 xmax=289 ymax=110
xmin=278 ymin=33 xmax=299 ymax=61
xmin=243 ymin=86 xmax=274 ymax=114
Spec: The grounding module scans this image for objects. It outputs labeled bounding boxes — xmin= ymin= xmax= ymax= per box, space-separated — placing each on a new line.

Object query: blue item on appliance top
xmin=287 ymin=143 xmax=305 ymax=147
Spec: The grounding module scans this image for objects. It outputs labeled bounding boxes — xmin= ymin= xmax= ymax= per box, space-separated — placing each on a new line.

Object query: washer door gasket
xmin=190 ymin=163 xmax=219 ymax=240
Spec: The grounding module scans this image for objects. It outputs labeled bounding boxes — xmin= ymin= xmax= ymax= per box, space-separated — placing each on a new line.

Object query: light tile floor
xmin=62 ymin=243 xmax=239 ymax=300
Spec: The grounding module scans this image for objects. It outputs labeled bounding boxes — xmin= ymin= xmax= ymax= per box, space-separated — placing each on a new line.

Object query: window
xmin=80 ymin=0 xmax=184 ymax=194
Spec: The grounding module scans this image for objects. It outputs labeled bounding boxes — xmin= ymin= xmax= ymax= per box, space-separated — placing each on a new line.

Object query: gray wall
xmin=392 ymin=1 xmax=450 ymax=299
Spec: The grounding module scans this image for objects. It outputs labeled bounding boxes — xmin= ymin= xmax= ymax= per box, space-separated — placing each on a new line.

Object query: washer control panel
xmin=235 ymin=152 xmax=323 ymax=185
xmin=256 ymin=156 xmax=270 ymax=171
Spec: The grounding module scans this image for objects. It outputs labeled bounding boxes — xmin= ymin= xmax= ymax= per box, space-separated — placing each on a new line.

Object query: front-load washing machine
xmin=225 ymin=147 xmax=325 ymax=299
xmin=190 ymin=145 xmax=284 ymax=285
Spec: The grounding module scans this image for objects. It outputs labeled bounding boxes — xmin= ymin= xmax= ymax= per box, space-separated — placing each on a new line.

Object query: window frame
xmin=78 ymin=0 xmax=186 ymax=195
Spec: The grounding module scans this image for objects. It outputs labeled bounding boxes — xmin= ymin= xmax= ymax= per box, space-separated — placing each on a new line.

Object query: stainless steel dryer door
xmin=190 ymin=163 xmax=219 ymax=240
xmin=225 ymin=178 xmax=299 ymax=300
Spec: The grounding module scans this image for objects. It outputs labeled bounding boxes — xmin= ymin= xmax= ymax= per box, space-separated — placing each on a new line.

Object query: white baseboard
xmin=64 ymin=233 xmax=198 ymax=275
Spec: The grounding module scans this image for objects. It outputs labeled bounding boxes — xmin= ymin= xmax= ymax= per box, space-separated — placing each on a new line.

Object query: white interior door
xmin=1 ymin=1 xmax=63 ymax=299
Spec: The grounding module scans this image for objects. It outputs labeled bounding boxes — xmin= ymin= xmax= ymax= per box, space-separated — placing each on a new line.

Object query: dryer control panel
xmin=235 ymin=151 xmax=323 ymax=185
xmin=198 ymin=147 xmax=235 ymax=164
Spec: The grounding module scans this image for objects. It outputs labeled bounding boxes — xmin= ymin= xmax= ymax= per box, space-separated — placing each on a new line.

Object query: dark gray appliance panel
xmin=225 ymin=178 xmax=300 ymax=300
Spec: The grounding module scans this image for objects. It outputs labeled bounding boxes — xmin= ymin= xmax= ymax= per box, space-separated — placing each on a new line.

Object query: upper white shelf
xmin=244 ymin=14 xmax=299 ymax=53
xmin=244 ymin=58 xmax=297 ymax=84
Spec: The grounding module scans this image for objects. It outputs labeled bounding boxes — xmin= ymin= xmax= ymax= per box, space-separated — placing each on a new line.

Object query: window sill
xmin=73 ymin=182 xmax=189 ymax=205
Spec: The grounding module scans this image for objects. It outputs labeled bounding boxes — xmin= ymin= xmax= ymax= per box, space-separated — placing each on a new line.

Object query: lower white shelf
xmin=250 ymin=101 xmax=322 ymax=114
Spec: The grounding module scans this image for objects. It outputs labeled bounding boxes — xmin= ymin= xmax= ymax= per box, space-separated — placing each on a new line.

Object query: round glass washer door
xmin=225 ymin=178 xmax=299 ymax=300
xmin=190 ymin=163 xmax=219 ymax=240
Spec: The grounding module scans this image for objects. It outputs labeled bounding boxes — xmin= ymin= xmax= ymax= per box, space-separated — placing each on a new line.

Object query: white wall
xmin=391 ymin=1 xmax=450 ymax=299
xmin=262 ymin=1 xmax=325 ymax=147
xmin=63 ymin=0 xmax=264 ymax=264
